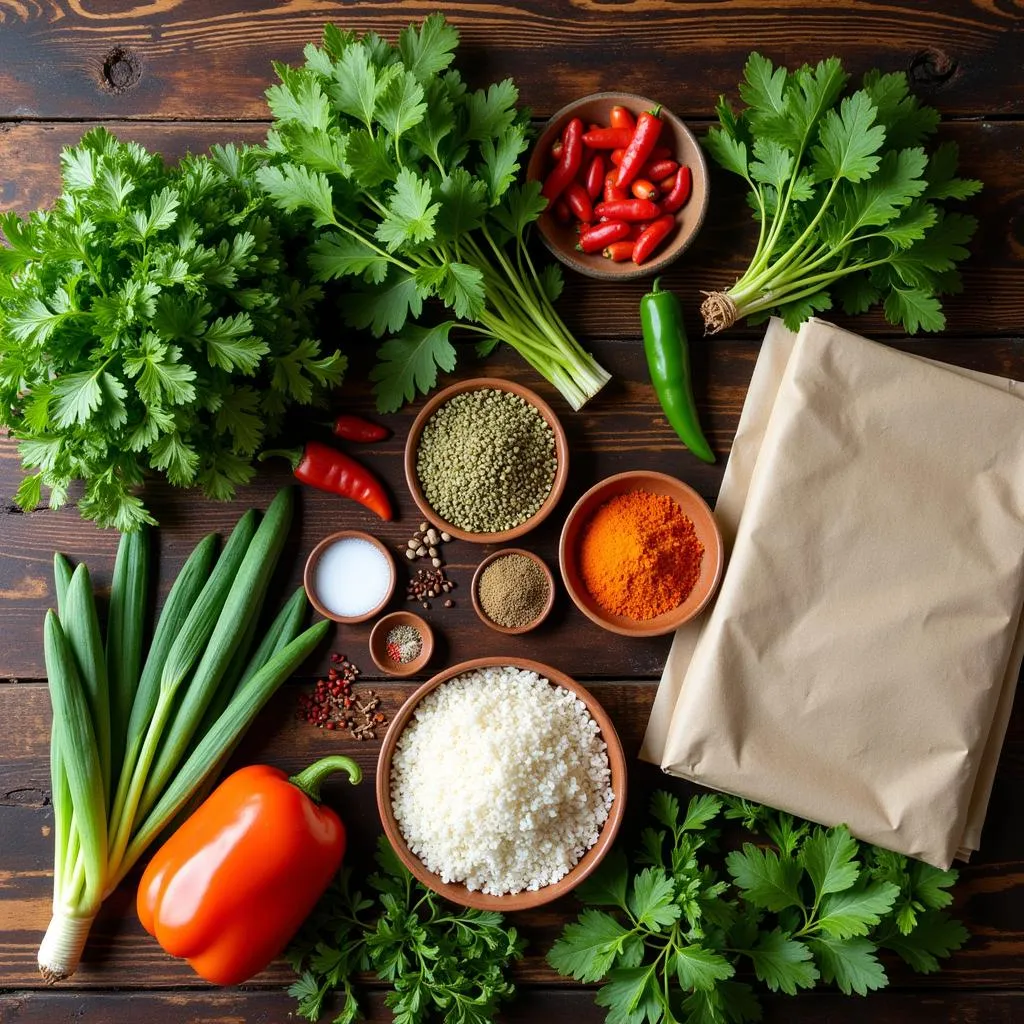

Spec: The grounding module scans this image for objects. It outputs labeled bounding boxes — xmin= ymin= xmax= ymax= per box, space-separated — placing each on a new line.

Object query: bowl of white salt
xmin=376 ymin=656 xmax=627 ymax=911
xmin=304 ymin=530 xmax=396 ymax=624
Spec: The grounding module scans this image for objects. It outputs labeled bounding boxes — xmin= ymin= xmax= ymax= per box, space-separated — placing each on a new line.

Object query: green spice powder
xmin=478 ymin=553 xmax=551 ymax=628
xmin=416 ymin=389 xmax=557 ymax=533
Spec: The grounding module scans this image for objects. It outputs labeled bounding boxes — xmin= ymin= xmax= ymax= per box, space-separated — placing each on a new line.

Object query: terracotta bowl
xmin=525 ymin=91 xmax=710 ymax=281
xmin=559 ymin=470 xmax=724 ymax=637
xmin=368 ymin=611 xmax=435 ymax=677
xmin=404 ymin=378 xmax=569 ymax=544
xmin=376 ymin=656 xmax=627 ymax=911
xmin=303 ymin=530 xmax=396 ymax=624
xmin=470 ymin=548 xmax=556 ymax=635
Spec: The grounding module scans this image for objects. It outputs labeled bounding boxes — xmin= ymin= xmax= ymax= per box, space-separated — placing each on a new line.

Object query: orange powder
xmin=579 ymin=489 xmax=704 ymax=620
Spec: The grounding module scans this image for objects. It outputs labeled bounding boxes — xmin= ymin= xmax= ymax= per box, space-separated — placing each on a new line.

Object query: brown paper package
xmin=641 ymin=318 xmax=1024 ymax=869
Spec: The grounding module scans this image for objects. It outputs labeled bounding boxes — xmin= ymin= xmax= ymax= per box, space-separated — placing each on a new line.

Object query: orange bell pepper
xmin=137 ymin=755 xmax=361 ymax=985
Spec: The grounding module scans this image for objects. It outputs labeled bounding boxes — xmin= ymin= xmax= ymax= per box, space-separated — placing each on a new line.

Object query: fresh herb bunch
xmin=288 ymin=836 xmax=526 ymax=1024
xmin=701 ymin=54 xmax=982 ymax=334
xmin=0 ymin=128 xmax=345 ymax=530
xmin=256 ymin=14 xmax=611 ymax=412
xmin=548 ymin=791 xmax=967 ymax=1024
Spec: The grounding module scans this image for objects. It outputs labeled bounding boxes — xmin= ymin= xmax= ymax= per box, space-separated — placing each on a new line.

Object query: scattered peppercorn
xmin=296 ymin=653 xmax=387 ymax=740
xmin=415 ymin=388 xmax=557 ymax=533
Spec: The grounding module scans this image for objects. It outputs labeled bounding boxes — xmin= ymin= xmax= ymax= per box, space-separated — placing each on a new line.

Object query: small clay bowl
xmin=404 ymin=378 xmax=569 ymax=545
xmin=303 ymin=530 xmax=396 ymax=624
xmin=471 ymin=548 xmax=556 ymax=635
xmin=526 ymin=91 xmax=710 ymax=281
xmin=376 ymin=656 xmax=627 ymax=911
xmin=369 ymin=611 xmax=435 ymax=677
xmin=559 ymin=470 xmax=724 ymax=637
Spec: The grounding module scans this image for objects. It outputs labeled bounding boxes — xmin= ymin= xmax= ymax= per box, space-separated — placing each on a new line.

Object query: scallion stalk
xmin=38 ymin=488 xmax=318 ymax=983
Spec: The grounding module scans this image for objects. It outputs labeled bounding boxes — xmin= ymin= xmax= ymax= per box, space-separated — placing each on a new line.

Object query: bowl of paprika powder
xmin=559 ymin=470 xmax=724 ymax=637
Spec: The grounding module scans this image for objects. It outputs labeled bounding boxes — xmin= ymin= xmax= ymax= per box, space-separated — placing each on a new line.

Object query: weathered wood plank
xmin=0 ymin=120 xmax=1019 ymax=340
xmin=1 ymin=682 xmax=1022 ymax=991
xmin=0 ymin=1 xmax=1019 ymax=121
xmin=4 ymin=988 xmax=1024 ymax=1024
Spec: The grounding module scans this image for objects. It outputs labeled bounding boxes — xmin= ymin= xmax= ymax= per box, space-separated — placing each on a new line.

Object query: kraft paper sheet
xmin=640 ymin=318 xmax=1024 ymax=868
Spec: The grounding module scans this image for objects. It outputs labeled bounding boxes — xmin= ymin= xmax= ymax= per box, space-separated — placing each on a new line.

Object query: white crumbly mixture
xmin=390 ymin=666 xmax=614 ymax=895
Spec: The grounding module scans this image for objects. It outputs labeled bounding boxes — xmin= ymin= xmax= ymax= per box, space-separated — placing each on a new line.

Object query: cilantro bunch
xmin=701 ymin=54 xmax=982 ymax=334
xmin=287 ymin=837 xmax=526 ymax=1024
xmin=548 ymin=791 xmax=968 ymax=1024
xmin=255 ymin=15 xmax=611 ymax=412
xmin=0 ymin=128 xmax=344 ymax=530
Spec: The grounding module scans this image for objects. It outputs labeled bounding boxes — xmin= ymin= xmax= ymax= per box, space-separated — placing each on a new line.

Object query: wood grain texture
xmin=1 ymin=119 xmax=1022 ymax=340
xmin=0 ymin=1 xmax=1020 ymax=121
xmin=4 ymin=989 xmax=1024 ymax=1024
xmin=1 ymin=681 xmax=1022 ymax=994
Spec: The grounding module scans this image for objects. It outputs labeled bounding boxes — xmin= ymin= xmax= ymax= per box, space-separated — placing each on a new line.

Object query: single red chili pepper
xmin=616 ymin=108 xmax=665 ymax=188
xmin=659 ymin=172 xmax=679 ymax=192
xmin=633 ymin=213 xmax=677 ymax=265
xmin=553 ymin=198 xmax=572 ymax=224
xmin=604 ymin=171 xmax=629 ymax=203
xmin=582 ymin=126 xmax=635 ymax=150
xmin=660 ymin=165 xmax=693 ymax=214
xmin=542 ymin=117 xmax=583 ymax=201
xmin=585 ymin=154 xmax=606 ymax=200
xmin=603 ymin=240 xmax=635 ymax=262
xmin=138 ymin=756 xmax=361 ymax=986
xmin=631 ymin=178 xmax=659 ymax=201
xmin=609 ymin=105 xmax=636 ymax=131
xmin=577 ymin=220 xmax=631 ymax=253
xmin=332 ymin=413 xmax=390 ymax=443
xmin=644 ymin=158 xmax=679 ymax=182
xmin=261 ymin=442 xmax=393 ymax=520
xmin=593 ymin=198 xmax=661 ymax=222
xmin=564 ymin=181 xmax=594 ymax=223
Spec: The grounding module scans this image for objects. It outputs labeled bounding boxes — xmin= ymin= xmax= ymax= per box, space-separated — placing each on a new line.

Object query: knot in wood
xmin=102 ymin=47 xmax=142 ymax=92
xmin=908 ymin=48 xmax=958 ymax=89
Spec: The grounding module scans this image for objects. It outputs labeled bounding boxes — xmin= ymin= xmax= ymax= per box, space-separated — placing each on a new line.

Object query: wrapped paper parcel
xmin=641 ymin=318 xmax=1024 ymax=868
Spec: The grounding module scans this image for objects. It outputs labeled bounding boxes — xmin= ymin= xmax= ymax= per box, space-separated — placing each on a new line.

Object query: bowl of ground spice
xmin=405 ymin=378 xmax=569 ymax=544
xmin=369 ymin=611 xmax=435 ymax=677
xmin=471 ymin=549 xmax=555 ymax=634
xmin=559 ymin=470 xmax=724 ymax=637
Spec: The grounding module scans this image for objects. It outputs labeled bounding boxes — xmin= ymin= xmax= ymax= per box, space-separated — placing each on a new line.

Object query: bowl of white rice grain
xmin=376 ymin=657 xmax=627 ymax=911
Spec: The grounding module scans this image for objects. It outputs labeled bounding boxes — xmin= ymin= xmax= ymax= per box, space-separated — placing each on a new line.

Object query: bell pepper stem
xmin=258 ymin=448 xmax=303 ymax=470
xmin=289 ymin=755 xmax=362 ymax=802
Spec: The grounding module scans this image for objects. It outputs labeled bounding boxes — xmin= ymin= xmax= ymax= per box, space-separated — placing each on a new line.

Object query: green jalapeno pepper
xmin=640 ymin=278 xmax=715 ymax=464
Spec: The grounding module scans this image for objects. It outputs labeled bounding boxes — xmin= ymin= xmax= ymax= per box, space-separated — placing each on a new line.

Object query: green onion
xmin=38 ymin=489 xmax=317 ymax=982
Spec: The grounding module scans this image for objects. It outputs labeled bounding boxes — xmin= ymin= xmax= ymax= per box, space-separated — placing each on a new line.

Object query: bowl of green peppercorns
xmin=404 ymin=378 xmax=569 ymax=544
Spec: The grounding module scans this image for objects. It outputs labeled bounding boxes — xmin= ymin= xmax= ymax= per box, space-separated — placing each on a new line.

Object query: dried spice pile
xmin=296 ymin=653 xmax=387 ymax=740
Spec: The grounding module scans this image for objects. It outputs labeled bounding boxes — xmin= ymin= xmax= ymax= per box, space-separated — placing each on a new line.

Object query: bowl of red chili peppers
xmin=527 ymin=92 xmax=709 ymax=280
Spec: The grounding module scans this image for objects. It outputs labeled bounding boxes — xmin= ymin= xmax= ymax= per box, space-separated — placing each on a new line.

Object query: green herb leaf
xmin=375 ymin=167 xmax=439 ymax=251
xmin=800 ymin=826 xmax=860 ymax=901
xmin=627 ymin=867 xmax=681 ymax=929
xmin=726 ymin=844 xmax=805 ymax=912
xmin=881 ymin=910 xmax=969 ymax=973
xmin=808 ymin=936 xmax=887 ymax=995
xmin=547 ymin=909 xmax=635 ymax=983
xmin=816 ymin=881 xmax=900 ymax=939
xmin=369 ymin=321 xmax=457 ymax=413
xmin=674 ymin=945 xmax=735 ymax=991
xmin=745 ymin=930 xmax=818 ymax=995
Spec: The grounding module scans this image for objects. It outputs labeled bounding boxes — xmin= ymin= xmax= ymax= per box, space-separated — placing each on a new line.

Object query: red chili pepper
xmin=564 ymin=181 xmax=593 ymax=223
xmin=602 ymin=240 xmax=635 ymax=262
xmin=659 ymin=172 xmax=679 ymax=192
xmin=609 ymin=148 xmax=626 ymax=167
xmin=631 ymin=179 xmax=659 ymax=202
xmin=553 ymin=198 xmax=572 ymax=224
xmin=616 ymin=108 xmax=665 ymax=188
xmin=261 ymin=442 xmax=392 ymax=520
xmin=550 ymin=138 xmax=563 ymax=162
xmin=593 ymin=198 xmax=661 ymax=222
xmin=585 ymin=155 xmax=606 ymax=200
xmin=332 ymin=414 xmax=390 ymax=443
xmin=660 ymin=165 xmax=693 ymax=214
xmin=577 ymin=220 xmax=631 ymax=253
xmin=609 ymin=105 xmax=636 ymax=131
xmin=644 ymin=159 xmax=679 ymax=182
xmin=633 ymin=213 xmax=677 ymax=265
xmin=542 ymin=117 xmax=583 ymax=201
xmin=604 ymin=171 xmax=629 ymax=203
xmin=582 ymin=127 xmax=634 ymax=150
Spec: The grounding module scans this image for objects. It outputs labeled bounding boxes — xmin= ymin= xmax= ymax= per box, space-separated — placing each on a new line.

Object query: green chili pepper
xmin=640 ymin=278 xmax=716 ymax=464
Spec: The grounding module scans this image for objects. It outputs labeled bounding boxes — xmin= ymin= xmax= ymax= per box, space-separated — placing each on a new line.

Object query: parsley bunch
xmin=701 ymin=54 xmax=982 ymax=334
xmin=0 ymin=128 xmax=345 ymax=530
xmin=548 ymin=791 xmax=967 ymax=1024
xmin=256 ymin=15 xmax=611 ymax=412
xmin=287 ymin=837 xmax=525 ymax=1024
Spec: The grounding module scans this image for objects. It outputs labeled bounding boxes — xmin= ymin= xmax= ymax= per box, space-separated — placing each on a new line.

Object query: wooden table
xmin=1 ymin=3 xmax=1022 ymax=1022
